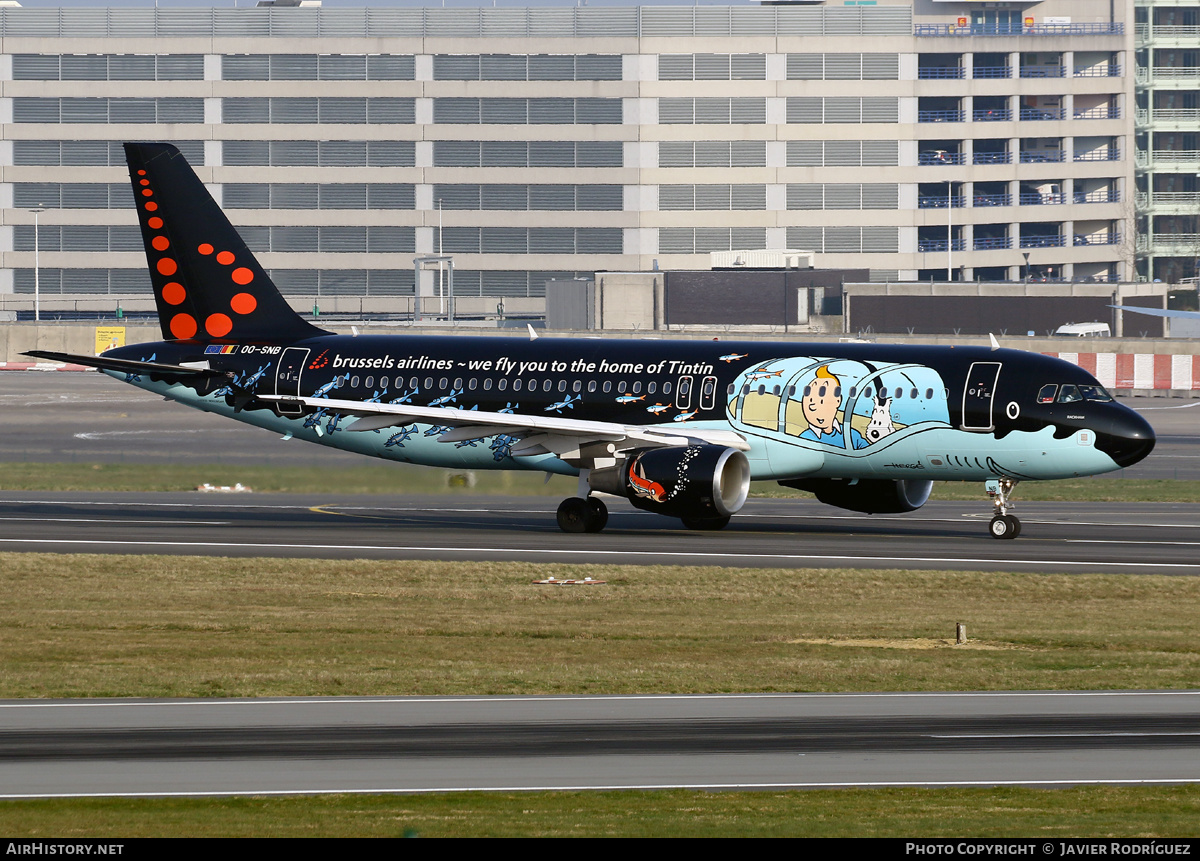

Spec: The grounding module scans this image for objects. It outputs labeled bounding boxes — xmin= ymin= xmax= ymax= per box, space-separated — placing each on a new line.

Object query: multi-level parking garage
xmin=0 ymin=0 xmax=1140 ymax=319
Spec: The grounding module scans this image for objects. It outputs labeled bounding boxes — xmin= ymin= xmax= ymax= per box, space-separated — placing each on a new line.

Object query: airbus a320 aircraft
xmin=29 ymin=144 xmax=1156 ymax=539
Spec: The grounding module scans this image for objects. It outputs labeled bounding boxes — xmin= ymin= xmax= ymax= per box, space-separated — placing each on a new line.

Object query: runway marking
xmin=933 ymin=732 xmax=1200 ymax=739
xmin=2 ymin=536 xmax=1200 ymax=570
xmin=74 ymin=429 xmax=246 ymax=441
xmin=2 ymin=777 xmax=1200 ymax=799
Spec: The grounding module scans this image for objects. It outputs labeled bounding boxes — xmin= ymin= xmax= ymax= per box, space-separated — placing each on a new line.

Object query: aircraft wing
xmin=259 ymin=393 xmax=749 ymax=461
xmin=22 ymin=350 xmax=225 ymax=378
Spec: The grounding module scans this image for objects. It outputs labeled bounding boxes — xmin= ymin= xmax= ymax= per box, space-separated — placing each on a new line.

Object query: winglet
xmin=988 ymin=332 xmax=1000 ymax=351
xmin=528 ymin=324 xmax=539 ymax=341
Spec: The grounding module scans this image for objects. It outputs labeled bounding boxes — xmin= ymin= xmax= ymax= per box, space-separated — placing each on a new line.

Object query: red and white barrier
xmin=1045 ymin=352 xmax=1199 ymax=391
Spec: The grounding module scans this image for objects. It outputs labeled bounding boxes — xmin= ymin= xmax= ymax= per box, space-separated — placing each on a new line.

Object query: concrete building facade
xmin=0 ymin=0 xmax=1139 ymax=317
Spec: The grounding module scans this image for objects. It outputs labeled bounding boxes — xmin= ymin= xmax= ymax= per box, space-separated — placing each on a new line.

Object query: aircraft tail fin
xmin=124 ymin=142 xmax=327 ymax=343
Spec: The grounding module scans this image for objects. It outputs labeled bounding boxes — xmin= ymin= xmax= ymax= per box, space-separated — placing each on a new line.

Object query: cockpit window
xmin=1037 ymin=384 xmax=1057 ymax=404
xmin=1079 ymin=384 xmax=1113 ymax=402
xmin=1057 ymin=384 xmax=1083 ymax=404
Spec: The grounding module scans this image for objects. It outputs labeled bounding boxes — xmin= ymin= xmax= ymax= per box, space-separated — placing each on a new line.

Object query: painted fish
xmin=628 ymin=462 xmax=668 ymax=503
xmin=646 ymin=403 xmax=671 ymax=415
xmin=673 ymin=410 xmax=698 ymax=422
xmin=720 ymin=353 xmax=748 ymax=363
xmin=616 ymin=394 xmax=645 ymax=404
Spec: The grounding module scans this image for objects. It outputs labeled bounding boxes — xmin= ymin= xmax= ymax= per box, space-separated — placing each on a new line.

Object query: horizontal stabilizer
xmin=23 ymin=350 xmax=225 ymax=379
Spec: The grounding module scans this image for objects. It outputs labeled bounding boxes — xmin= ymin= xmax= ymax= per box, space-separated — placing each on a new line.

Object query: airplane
xmin=27 ymin=143 xmax=1156 ymax=539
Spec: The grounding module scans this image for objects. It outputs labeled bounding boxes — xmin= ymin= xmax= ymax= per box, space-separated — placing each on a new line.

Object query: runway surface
xmin=2 ymin=491 xmax=1200 ymax=574
xmin=2 ymin=691 xmax=1198 ymax=797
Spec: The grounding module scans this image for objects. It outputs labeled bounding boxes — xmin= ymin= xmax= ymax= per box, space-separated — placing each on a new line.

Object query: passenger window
xmin=365 ymin=376 xmax=373 ymax=388
xmin=677 ymin=375 xmax=694 ymax=410
xmin=424 ymin=377 xmax=433 ymax=389
xmin=498 ymin=379 xmax=507 ymax=391
xmin=663 ymin=381 xmax=672 ymax=395
xmin=1037 ymin=384 xmax=1057 ymax=404
xmin=1057 ymin=384 xmax=1083 ymax=403
xmin=648 ymin=382 xmax=657 ymax=394
xmin=409 ymin=376 xmax=418 ymax=389
xmin=439 ymin=377 xmax=448 ymax=389
xmin=483 ymin=378 xmax=493 ymax=391
xmin=573 ymin=380 xmax=581 ymax=393
xmin=618 ymin=381 xmax=627 ymax=393
xmin=894 ymin=387 xmax=903 ymax=400
xmin=632 ymin=381 xmax=642 ymax=394
xmin=468 ymin=378 xmax=477 ymax=390
xmin=588 ymin=380 xmax=597 ymax=392
xmin=543 ymin=380 xmax=552 ymax=392
xmin=910 ymin=388 xmax=918 ymax=399
xmin=925 ymin=388 xmax=933 ymax=399
xmin=351 ymin=376 xmax=360 ymax=388
xmin=700 ymin=376 xmax=718 ymax=411
xmin=380 ymin=376 xmax=389 ymax=388
xmin=453 ymin=378 xmax=463 ymax=390
xmin=513 ymin=379 xmax=523 ymax=392
xmin=603 ymin=381 xmax=612 ymax=393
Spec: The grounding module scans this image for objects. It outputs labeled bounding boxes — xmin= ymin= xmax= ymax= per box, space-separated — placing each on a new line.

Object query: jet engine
xmin=589 ymin=445 xmax=750 ymax=520
xmin=778 ymin=478 xmax=933 ymax=514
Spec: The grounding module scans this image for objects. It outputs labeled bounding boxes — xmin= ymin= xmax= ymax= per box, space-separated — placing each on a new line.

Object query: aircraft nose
xmin=1094 ymin=408 xmax=1156 ymax=468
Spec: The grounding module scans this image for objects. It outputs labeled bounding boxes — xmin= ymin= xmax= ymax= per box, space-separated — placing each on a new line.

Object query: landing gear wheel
xmin=681 ymin=514 xmax=732 ymax=531
xmin=585 ymin=497 xmax=608 ymax=533
xmin=989 ymin=514 xmax=1020 ymax=540
xmin=556 ymin=497 xmax=590 ymax=534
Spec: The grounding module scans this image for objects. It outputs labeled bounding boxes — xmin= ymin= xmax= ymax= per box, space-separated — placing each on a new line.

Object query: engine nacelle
xmin=590 ymin=445 xmax=750 ymax=519
xmin=779 ymin=478 xmax=933 ymax=514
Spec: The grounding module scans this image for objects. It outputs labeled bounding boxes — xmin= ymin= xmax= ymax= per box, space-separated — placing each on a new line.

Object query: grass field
xmin=2 ymin=460 xmax=1199 ymax=503
xmin=2 ymin=786 xmax=1199 ymax=837
xmin=3 ymin=554 xmax=1199 ymax=698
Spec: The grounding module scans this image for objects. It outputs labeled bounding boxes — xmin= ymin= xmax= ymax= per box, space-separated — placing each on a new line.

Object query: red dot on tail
xmin=147 ymin=217 xmax=163 ymax=229
xmin=145 ymin=202 xmax=158 ymax=211
xmin=162 ymin=282 xmax=186 ymax=305
xmin=216 ymin=251 xmax=235 ymax=265
xmin=198 ymin=243 xmax=214 ymax=255
xmin=231 ymin=292 xmax=257 ymax=315
xmin=157 ymin=258 xmax=178 ymax=276
xmin=140 ymin=179 xmax=150 ymax=187
xmin=231 ymin=267 xmax=254 ymax=286
xmin=141 ymin=189 xmax=153 ymax=197
xmin=170 ymin=313 xmax=197 ymax=339
xmin=151 ymin=236 xmax=169 ymax=251
xmin=205 ymin=314 xmax=233 ymax=338
xmin=138 ymin=170 xmax=146 ymax=176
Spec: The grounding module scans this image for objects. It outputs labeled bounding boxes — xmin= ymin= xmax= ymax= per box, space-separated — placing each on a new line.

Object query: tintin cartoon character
xmin=799 ymin=365 xmax=869 ymax=449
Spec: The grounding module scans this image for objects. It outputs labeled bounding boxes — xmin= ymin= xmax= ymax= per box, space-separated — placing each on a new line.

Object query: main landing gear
xmin=556 ymin=496 xmax=608 ymax=533
xmin=986 ymin=477 xmax=1021 ymax=539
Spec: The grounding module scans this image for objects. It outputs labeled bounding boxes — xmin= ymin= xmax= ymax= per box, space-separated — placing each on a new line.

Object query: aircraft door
xmin=961 ymin=362 xmax=1001 ymax=432
xmin=274 ymin=347 xmax=310 ymax=417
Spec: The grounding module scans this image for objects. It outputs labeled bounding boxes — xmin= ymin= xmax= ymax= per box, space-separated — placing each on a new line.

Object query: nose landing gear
xmin=986 ymin=477 xmax=1021 ymax=539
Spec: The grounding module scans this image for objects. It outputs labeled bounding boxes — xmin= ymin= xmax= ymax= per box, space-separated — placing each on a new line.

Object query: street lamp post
xmin=945 ymin=181 xmax=954 ymax=281
xmin=29 ymin=206 xmax=43 ymax=323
